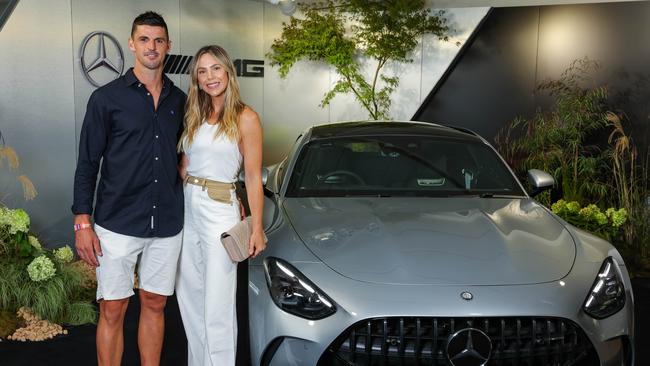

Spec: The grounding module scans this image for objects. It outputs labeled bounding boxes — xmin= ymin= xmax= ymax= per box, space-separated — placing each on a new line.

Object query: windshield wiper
xmin=477 ymin=193 xmax=524 ymax=198
xmin=344 ymin=193 xmax=392 ymax=198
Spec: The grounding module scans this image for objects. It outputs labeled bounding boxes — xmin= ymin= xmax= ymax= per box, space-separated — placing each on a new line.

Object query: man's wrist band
xmin=74 ymin=223 xmax=92 ymax=232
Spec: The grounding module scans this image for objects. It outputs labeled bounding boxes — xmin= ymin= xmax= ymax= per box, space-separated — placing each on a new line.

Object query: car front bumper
xmin=248 ymin=261 xmax=634 ymax=366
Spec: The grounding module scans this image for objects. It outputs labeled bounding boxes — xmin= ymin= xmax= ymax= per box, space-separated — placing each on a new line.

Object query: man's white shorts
xmin=94 ymin=224 xmax=182 ymax=301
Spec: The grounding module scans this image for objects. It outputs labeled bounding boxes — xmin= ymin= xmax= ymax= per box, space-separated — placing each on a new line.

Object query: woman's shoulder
xmin=239 ymin=106 xmax=259 ymax=121
xmin=238 ymin=106 xmax=261 ymax=128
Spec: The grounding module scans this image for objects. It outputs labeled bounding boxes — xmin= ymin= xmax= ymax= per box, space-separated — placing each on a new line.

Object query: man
xmin=72 ymin=11 xmax=184 ymax=366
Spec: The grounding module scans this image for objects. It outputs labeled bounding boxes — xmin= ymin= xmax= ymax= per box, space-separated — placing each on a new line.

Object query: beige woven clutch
xmin=220 ymin=217 xmax=268 ymax=262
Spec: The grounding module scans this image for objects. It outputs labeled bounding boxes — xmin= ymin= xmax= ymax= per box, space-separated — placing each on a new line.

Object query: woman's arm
xmin=178 ymin=153 xmax=189 ymax=180
xmin=238 ymin=107 xmax=265 ymax=257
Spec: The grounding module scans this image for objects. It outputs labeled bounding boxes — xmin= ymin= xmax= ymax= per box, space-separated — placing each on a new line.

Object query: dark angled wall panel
xmin=536 ymin=2 xmax=650 ymax=131
xmin=0 ymin=0 xmax=18 ymax=32
xmin=414 ymin=7 xmax=540 ymax=139
xmin=414 ymin=1 xmax=650 ymax=144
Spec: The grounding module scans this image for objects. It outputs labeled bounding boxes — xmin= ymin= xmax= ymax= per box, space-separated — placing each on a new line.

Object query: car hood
xmin=283 ymin=197 xmax=575 ymax=285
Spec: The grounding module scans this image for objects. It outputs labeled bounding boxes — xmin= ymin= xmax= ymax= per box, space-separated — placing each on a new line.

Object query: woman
xmin=176 ymin=45 xmax=265 ymax=366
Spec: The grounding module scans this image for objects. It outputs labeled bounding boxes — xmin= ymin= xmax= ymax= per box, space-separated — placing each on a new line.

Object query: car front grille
xmin=317 ymin=317 xmax=599 ymax=366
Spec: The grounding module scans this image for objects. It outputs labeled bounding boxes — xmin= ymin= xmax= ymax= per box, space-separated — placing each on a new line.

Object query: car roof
xmin=308 ymin=121 xmax=483 ymax=142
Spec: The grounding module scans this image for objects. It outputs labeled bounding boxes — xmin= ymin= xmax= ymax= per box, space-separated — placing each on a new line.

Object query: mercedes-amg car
xmin=248 ymin=121 xmax=634 ymax=366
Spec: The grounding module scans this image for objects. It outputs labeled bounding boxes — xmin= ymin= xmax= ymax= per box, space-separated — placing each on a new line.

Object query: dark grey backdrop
xmin=414 ymin=1 xmax=650 ymax=144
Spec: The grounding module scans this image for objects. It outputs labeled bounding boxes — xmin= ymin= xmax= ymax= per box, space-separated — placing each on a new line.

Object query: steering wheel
xmin=318 ymin=170 xmax=366 ymax=185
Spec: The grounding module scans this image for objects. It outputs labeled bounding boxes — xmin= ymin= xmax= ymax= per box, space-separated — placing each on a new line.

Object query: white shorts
xmin=94 ymin=224 xmax=182 ymax=301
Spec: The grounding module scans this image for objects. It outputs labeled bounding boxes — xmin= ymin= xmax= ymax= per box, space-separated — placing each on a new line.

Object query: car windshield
xmin=286 ymin=135 xmax=526 ymax=197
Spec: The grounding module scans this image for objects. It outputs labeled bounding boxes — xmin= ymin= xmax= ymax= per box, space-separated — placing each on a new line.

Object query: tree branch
xmin=341 ymin=69 xmax=375 ymax=119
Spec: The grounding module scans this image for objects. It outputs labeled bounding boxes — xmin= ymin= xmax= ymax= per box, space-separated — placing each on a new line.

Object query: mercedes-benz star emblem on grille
xmin=446 ymin=328 xmax=492 ymax=366
xmin=461 ymin=291 xmax=473 ymax=301
xmin=80 ymin=31 xmax=124 ymax=87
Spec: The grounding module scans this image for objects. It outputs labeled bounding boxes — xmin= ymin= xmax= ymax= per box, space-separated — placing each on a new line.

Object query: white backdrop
xmin=0 ymin=0 xmax=487 ymax=245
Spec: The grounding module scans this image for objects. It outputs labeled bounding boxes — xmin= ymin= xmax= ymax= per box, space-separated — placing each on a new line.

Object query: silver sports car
xmin=248 ymin=121 xmax=634 ymax=366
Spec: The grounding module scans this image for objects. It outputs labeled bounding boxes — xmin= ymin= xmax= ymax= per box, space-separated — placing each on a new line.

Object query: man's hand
xmin=75 ymin=228 xmax=102 ymax=267
xmin=74 ymin=215 xmax=102 ymax=267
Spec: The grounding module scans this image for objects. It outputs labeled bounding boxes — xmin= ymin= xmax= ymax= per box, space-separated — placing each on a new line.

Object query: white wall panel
xmin=0 ymin=0 xmax=484 ymax=244
xmin=262 ymin=3 xmax=331 ymax=164
xmin=179 ymin=0 xmax=264 ymax=112
xmin=71 ymin=0 xmax=182 ymax=141
xmin=0 ymin=0 xmax=75 ymax=246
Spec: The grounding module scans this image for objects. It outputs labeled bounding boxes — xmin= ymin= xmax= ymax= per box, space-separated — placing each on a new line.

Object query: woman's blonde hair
xmin=179 ymin=45 xmax=245 ymax=151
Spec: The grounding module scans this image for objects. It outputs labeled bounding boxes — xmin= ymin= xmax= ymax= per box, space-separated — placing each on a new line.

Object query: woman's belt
xmin=184 ymin=174 xmax=235 ymax=204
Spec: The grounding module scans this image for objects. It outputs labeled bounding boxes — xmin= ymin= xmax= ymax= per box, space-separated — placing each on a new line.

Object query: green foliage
xmin=27 ymin=255 xmax=57 ymax=282
xmin=0 ymin=204 xmax=97 ymax=334
xmin=551 ymin=199 xmax=626 ymax=241
xmin=607 ymin=112 xmax=650 ymax=259
xmin=268 ymin=0 xmax=451 ymax=120
xmin=53 ymin=245 xmax=74 ymax=263
xmin=0 ymin=255 xmax=96 ymax=326
xmin=0 ymin=207 xmax=38 ymax=258
xmin=495 ymin=58 xmax=611 ymax=204
xmin=495 ymin=57 xmax=650 ymax=274
xmin=65 ymin=302 xmax=98 ymax=326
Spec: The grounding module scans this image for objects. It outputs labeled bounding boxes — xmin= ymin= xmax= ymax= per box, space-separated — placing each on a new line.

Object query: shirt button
xmin=153 ymin=205 xmax=156 ymax=209
xmin=138 ymin=83 xmax=142 ymax=87
xmin=155 ymin=135 xmax=159 ymax=139
xmin=147 ymin=92 xmax=151 ymax=96
xmin=155 ymin=157 xmax=159 ymax=160
xmin=154 ymin=179 xmax=158 ymax=183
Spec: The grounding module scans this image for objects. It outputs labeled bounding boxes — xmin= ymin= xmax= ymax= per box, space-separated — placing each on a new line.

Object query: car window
xmin=286 ymin=135 xmax=525 ymax=197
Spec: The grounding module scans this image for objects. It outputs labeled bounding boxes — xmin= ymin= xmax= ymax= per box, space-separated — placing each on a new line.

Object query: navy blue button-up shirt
xmin=72 ymin=68 xmax=185 ymax=237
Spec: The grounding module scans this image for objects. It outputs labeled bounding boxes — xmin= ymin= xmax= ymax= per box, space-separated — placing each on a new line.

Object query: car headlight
xmin=264 ymin=257 xmax=336 ymax=320
xmin=583 ymin=257 xmax=626 ymax=319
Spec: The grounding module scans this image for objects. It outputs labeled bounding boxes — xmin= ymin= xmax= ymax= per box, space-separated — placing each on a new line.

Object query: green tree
xmin=267 ymin=0 xmax=451 ymax=120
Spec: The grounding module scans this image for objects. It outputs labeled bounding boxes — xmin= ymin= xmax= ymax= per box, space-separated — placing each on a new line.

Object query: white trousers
xmin=176 ymin=183 xmax=240 ymax=366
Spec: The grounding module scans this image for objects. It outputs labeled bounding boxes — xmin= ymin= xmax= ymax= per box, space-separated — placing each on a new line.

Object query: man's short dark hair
xmin=131 ymin=11 xmax=168 ymax=39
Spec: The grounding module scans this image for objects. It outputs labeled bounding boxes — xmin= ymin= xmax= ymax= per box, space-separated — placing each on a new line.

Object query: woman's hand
xmin=248 ymin=230 xmax=266 ymax=258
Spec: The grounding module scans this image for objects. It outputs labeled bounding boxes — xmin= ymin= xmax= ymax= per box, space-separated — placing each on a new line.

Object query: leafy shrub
xmin=0 ymin=204 xmax=96 ymax=336
xmin=551 ymin=199 xmax=626 ymax=241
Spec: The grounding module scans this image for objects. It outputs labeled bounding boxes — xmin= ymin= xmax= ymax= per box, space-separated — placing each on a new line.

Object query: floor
xmin=0 ymin=273 xmax=647 ymax=365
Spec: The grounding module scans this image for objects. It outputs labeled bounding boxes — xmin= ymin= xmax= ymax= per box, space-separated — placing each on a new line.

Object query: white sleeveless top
xmin=185 ymin=123 xmax=243 ymax=183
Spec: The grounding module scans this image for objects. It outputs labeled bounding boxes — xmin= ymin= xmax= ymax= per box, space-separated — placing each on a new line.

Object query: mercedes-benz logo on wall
xmin=80 ymin=31 xmax=124 ymax=87
xmin=446 ymin=328 xmax=492 ymax=366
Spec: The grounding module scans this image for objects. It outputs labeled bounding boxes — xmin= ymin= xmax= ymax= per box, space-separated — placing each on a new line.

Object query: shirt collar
xmin=123 ymin=68 xmax=139 ymax=86
xmin=123 ymin=67 xmax=174 ymax=90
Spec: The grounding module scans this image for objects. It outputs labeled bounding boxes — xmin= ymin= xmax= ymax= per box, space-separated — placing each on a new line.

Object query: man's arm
xmin=72 ymin=92 xmax=109 ymax=266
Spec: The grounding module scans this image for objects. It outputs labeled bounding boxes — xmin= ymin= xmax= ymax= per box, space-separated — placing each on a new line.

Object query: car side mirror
xmin=238 ymin=167 xmax=269 ymax=186
xmin=527 ymin=169 xmax=554 ymax=197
